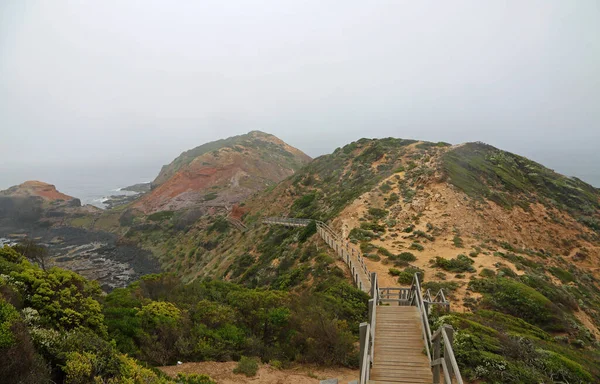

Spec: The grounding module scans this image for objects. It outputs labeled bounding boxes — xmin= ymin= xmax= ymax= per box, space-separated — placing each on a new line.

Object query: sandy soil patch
xmin=159 ymin=362 xmax=358 ymax=384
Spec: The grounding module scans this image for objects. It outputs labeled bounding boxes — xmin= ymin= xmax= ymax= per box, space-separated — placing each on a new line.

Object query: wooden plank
xmin=368 ymin=378 xmax=433 ymax=384
xmin=371 ymin=371 xmax=432 ymax=379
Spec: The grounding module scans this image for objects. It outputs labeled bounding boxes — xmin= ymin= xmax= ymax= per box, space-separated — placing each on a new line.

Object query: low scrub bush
xmin=469 ymin=277 xmax=566 ymax=331
xmin=409 ymin=243 xmax=424 ymax=251
xmin=233 ymin=356 xmax=259 ymax=377
xmin=397 ymin=267 xmax=424 ymax=285
xmin=433 ymin=254 xmax=475 ymax=273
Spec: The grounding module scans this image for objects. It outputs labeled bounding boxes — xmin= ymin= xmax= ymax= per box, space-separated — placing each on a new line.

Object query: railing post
xmin=359 ymin=322 xmax=368 ymax=376
xmin=443 ymin=325 xmax=455 ymax=380
xmin=433 ymin=334 xmax=441 ymax=384
xmin=370 ymin=272 xmax=377 ymax=298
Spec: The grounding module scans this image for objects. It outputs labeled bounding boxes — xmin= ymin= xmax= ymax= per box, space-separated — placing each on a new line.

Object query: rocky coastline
xmin=0 ymin=224 xmax=160 ymax=291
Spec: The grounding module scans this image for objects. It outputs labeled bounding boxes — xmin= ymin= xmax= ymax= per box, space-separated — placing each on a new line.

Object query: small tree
xmin=14 ymin=238 xmax=49 ymax=271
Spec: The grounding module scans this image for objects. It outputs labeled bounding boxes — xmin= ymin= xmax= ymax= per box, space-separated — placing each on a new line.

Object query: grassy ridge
xmin=442 ymin=142 xmax=600 ymax=231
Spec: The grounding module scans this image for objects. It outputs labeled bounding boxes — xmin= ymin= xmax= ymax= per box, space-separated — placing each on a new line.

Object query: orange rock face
xmin=134 ymin=132 xmax=311 ymax=214
xmin=1 ymin=180 xmax=75 ymax=201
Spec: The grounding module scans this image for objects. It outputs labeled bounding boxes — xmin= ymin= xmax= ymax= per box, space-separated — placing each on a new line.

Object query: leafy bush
xmin=469 ymin=278 xmax=566 ymax=331
xmin=379 ymin=183 xmax=392 ymax=193
xmin=433 ymin=254 xmax=475 ymax=273
xmin=349 ymin=228 xmax=377 ymax=242
xmin=397 ymin=267 xmax=424 ymax=285
xmin=413 ymin=230 xmax=434 ymax=241
xmin=360 ymin=222 xmax=386 ymax=232
xmin=203 ymin=192 xmax=218 ymax=201
xmin=397 ymin=252 xmax=417 ymax=262
xmin=298 ymin=220 xmax=317 ymax=243
xmin=386 ymin=193 xmax=399 ymax=206
xmin=409 ymin=243 xmax=424 ymax=251
xmin=453 ymin=235 xmax=464 ymax=248
xmin=367 ymin=208 xmax=388 ymax=220
xmin=479 ymin=268 xmax=496 ymax=277
xmin=207 ymin=216 xmax=229 ymax=233
xmin=148 ymin=210 xmax=175 ymax=222
xmin=422 ymin=281 xmax=460 ymax=293
xmin=388 ymin=252 xmax=416 ymax=266
xmin=233 ymin=356 xmax=259 ymax=377
xmin=177 ymin=373 xmax=216 ymax=384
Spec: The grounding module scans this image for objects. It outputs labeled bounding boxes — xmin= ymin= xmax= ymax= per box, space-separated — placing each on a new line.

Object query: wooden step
xmin=369 ymin=377 xmax=433 ymax=384
xmin=371 ymin=369 xmax=433 ymax=378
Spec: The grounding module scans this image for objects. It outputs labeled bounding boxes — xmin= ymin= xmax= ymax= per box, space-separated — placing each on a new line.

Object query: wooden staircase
xmin=263 ymin=217 xmax=463 ymax=384
xmin=370 ymin=306 xmax=433 ymax=384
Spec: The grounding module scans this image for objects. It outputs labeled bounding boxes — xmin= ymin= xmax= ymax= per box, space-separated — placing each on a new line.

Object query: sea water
xmin=0 ymin=162 xmax=160 ymax=208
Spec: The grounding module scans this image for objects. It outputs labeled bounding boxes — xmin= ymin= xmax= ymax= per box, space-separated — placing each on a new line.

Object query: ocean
xmin=0 ymin=163 xmax=160 ymax=208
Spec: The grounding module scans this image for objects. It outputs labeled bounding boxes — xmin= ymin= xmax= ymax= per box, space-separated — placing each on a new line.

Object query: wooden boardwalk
xmin=263 ymin=217 xmax=371 ymax=292
xmin=370 ymin=306 xmax=433 ymax=384
xmin=263 ymin=217 xmax=462 ymax=384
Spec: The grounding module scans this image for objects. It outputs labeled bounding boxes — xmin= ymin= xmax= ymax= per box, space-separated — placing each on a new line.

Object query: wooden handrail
xmin=265 ymin=218 xmax=462 ymax=383
xmin=412 ymin=274 xmax=433 ymax=363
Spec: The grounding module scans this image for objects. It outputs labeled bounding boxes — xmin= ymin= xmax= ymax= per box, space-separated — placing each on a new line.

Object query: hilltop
xmin=0 ymin=180 xmax=79 ymax=204
xmin=127 ymin=137 xmax=600 ymax=382
xmin=134 ymin=131 xmax=311 ymax=213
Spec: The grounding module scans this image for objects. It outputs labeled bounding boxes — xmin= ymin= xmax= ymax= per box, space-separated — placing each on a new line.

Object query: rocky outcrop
xmin=134 ymin=131 xmax=311 ymax=214
xmin=1 ymin=180 xmax=79 ymax=204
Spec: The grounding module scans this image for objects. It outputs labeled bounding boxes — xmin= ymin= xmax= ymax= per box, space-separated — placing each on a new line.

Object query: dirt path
xmin=159 ymin=362 xmax=358 ymax=384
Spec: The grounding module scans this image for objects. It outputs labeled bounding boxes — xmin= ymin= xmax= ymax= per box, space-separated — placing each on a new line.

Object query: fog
xmin=1 ymin=1 xmax=599 ymax=187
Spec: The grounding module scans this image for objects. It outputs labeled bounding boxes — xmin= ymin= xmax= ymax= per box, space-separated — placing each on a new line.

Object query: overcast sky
xmin=1 ymin=1 xmax=599 ymax=185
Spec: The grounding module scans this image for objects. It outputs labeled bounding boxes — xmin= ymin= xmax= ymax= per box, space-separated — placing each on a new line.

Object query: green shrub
xmin=549 ymin=267 xmax=575 ymax=283
xmin=388 ymin=268 xmax=401 ymax=277
xmin=349 ymin=228 xmax=377 ymax=242
xmin=386 ymin=193 xmax=399 ymax=206
xmin=379 ymin=183 xmax=392 ymax=193
xmin=409 ymin=243 xmax=424 ymax=251
xmin=368 ymin=208 xmax=388 ymax=220
xmin=203 ymin=192 xmax=218 ymax=201
xmin=207 ymin=216 xmax=229 ymax=233
xmin=433 ymin=254 xmax=475 ymax=273
xmin=422 ymin=281 xmax=460 ymax=293
xmin=148 ymin=211 xmax=175 ymax=222
xmin=377 ymin=247 xmax=393 ymax=257
xmin=413 ymin=230 xmax=434 ymax=241
xmin=479 ymin=268 xmax=496 ymax=278
xmin=298 ymin=220 xmax=317 ymax=242
xmin=469 ymin=278 xmax=566 ymax=330
xmin=360 ymin=222 xmax=386 ymax=232
xmin=176 ymin=374 xmax=217 ymax=384
xmin=233 ymin=356 xmax=259 ymax=377
xmin=397 ymin=267 xmax=424 ymax=285
xmin=360 ymin=242 xmax=376 ymax=253
xmin=397 ymin=252 xmax=417 ymax=262
xmin=453 ymin=235 xmax=464 ymax=248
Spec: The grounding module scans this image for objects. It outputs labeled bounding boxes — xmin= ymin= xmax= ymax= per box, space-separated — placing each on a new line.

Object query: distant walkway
xmin=263 ymin=217 xmax=370 ymax=292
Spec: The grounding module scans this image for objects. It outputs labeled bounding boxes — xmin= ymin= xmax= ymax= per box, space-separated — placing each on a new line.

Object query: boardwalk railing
xmin=264 ymin=217 xmax=462 ymax=383
xmin=263 ymin=217 xmax=312 ymax=227
xmin=263 ymin=217 xmax=371 ymax=292
xmin=360 ymin=272 xmax=462 ymax=384
xmin=227 ymin=217 xmax=248 ymax=232
xmin=359 ymin=272 xmax=379 ymax=384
